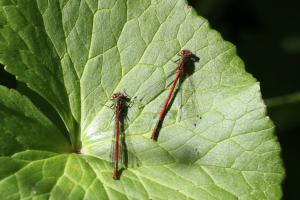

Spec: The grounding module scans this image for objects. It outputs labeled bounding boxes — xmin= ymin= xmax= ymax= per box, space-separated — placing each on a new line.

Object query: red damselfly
xmin=134 ymin=50 xmax=199 ymax=140
xmin=107 ymin=92 xmax=131 ymax=180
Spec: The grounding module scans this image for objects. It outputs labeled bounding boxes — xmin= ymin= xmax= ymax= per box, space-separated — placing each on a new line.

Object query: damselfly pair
xmin=108 ymin=50 xmax=199 ymax=179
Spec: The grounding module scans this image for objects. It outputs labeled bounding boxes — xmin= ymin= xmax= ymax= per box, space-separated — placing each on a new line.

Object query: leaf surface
xmin=0 ymin=0 xmax=284 ymax=199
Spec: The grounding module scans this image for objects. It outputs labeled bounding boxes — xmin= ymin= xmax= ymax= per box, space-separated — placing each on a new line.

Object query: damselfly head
xmin=110 ymin=93 xmax=125 ymax=100
xmin=180 ymin=49 xmax=192 ymax=56
xmin=118 ymin=93 xmax=125 ymax=98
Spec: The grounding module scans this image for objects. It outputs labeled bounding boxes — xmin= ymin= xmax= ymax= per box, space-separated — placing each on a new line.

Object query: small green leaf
xmin=0 ymin=0 xmax=284 ymax=199
xmin=0 ymin=86 xmax=71 ymax=155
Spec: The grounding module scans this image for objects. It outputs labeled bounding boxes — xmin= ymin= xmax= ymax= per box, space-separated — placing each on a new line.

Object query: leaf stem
xmin=265 ymin=91 xmax=300 ymax=106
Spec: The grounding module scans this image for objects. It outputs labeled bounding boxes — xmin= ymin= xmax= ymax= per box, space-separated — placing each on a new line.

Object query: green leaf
xmin=0 ymin=0 xmax=284 ymax=199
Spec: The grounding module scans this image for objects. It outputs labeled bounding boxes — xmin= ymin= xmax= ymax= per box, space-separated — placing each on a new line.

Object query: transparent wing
xmin=176 ymin=71 xmax=201 ymax=128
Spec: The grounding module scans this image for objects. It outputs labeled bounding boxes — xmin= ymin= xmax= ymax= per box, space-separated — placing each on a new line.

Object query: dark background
xmin=1 ymin=0 xmax=299 ymax=198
